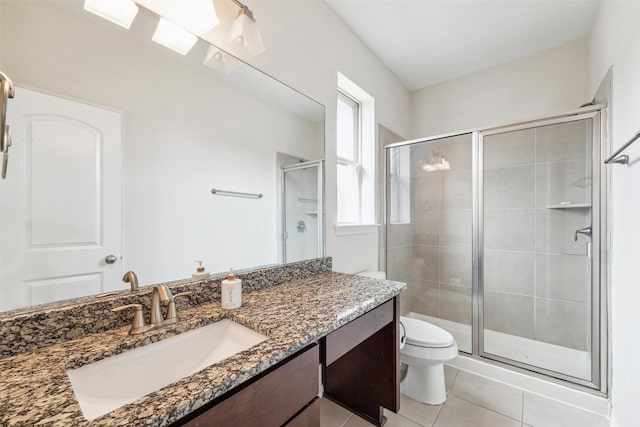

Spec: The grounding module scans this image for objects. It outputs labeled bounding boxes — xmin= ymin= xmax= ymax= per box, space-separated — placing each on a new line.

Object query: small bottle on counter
xmin=221 ymin=268 xmax=242 ymax=309
xmin=192 ymin=260 xmax=210 ymax=281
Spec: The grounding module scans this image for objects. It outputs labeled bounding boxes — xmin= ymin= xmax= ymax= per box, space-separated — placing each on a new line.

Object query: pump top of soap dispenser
xmin=195 ymin=260 xmax=205 ymax=273
xmin=192 ymin=261 xmax=209 ymax=281
xmin=227 ymin=268 xmax=235 ymax=281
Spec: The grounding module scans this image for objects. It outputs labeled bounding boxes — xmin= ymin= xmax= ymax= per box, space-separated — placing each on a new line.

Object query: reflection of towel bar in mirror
xmin=210 ymin=188 xmax=263 ymax=199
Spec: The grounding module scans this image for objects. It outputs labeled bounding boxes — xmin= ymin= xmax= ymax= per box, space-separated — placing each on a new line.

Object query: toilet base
xmin=400 ymin=363 xmax=446 ymax=405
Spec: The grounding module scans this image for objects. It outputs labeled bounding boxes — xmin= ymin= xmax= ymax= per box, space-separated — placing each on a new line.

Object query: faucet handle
xmin=112 ymin=303 xmax=150 ymax=335
xmin=165 ymin=292 xmax=193 ymax=324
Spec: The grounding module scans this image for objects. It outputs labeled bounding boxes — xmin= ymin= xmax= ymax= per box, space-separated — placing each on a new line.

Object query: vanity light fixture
xmin=421 ymin=151 xmax=451 ymax=172
xmin=152 ymin=18 xmax=198 ymax=55
xmin=225 ymin=0 xmax=265 ymax=60
xmin=83 ymin=0 xmax=139 ymax=29
xmin=203 ymin=46 xmax=242 ymax=74
xmin=161 ymin=0 xmax=220 ymax=36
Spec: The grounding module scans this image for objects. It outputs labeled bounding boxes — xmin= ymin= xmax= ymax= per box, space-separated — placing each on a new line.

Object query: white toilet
xmin=355 ymin=271 xmax=458 ymax=405
xmin=399 ymin=316 xmax=458 ymax=405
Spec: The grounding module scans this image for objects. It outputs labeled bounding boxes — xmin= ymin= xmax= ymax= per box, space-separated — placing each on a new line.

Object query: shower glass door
xmin=386 ymin=108 xmax=604 ymax=390
xmin=479 ymin=113 xmax=600 ymax=385
xmin=282 ymin=161 xmax=324 ymax=263
xmin=386 ymin=133 xmax=474 ymax=353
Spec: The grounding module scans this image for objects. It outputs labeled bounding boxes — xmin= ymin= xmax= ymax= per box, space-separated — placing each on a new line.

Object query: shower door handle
xmin=574 ymin=226 xmax=592 ymax=242
xmin=0 ymin=71 xmax=15 ymax=180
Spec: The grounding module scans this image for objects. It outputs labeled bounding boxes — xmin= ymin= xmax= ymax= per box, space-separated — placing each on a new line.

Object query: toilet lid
xmin=400 ymin=316 xmax=455 ymax=348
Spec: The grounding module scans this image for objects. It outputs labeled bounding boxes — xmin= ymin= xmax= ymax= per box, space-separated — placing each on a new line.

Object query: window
xmin=336 ymin=72 xmax=375 ymax=233
xmin=389 ymin=146 xmax=411 ymax=224
xmin=336 ymin=92 xmax=361 ymax=223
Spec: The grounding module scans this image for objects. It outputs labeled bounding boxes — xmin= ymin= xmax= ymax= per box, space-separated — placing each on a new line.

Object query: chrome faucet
xmin=112 ymin=284 xmax=193 ymax=335
xmin=150 ymin=284 xmax=193 ymax=327
xmin=151 ymin=284 xmax=173 ymax=327
xmin=122 ymin=271 xmax=139 ymax=291
xmin=111 ymin=303 xmax=152 ymax=335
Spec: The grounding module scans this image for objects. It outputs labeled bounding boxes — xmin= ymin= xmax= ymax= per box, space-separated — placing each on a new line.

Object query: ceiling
xmin=326 ymin=0 xmax=600 ymax=91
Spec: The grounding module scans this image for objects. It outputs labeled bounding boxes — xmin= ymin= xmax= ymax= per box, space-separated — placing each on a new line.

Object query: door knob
xmin=105 ymin=254 xmax=118 ymax=264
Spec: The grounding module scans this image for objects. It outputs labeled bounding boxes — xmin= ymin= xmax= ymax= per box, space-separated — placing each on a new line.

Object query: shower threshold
xmin=407 ymin=312 xmax=591 ymax=381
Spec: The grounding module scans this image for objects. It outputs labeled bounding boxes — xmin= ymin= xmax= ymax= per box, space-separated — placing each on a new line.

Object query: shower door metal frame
xmin=476 ymin=110 xmax=606 ymax=392
xmin=383 ymin=105 xmax=608 ymax=395
xmin=281 ymin=160 xmax=325 ymax=263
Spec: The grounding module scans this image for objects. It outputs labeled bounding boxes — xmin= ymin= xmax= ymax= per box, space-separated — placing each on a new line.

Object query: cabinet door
xmin=323 ymin=297 xmax=400 ymax=426
xmin=182 ymin=344 xmax=319 ymax=427
xmin=324 ymin=299 xmax=393 ymax=365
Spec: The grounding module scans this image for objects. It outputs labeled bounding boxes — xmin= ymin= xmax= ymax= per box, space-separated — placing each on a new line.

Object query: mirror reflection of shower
xmin=282 ymin=160 xmax=324 ymax=264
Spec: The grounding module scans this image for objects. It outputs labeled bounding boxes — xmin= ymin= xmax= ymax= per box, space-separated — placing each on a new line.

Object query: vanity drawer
xmin=324 ymin=299 xmax=393 ymax=366
xmin=182 ymin=344 xmax=319 ymax=427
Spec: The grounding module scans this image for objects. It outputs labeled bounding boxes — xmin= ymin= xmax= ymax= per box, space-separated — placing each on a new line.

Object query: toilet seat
xmin=400 ymin=316 xmax=454 ymax=348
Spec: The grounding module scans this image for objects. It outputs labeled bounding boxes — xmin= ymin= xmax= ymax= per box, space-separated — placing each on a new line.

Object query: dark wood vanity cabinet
xmin=175 ymin=296 xmax=399 ymax=427
xmin=323 ymin=297 xmax=400 ymax=426
xmin=177 ymin=344 xmax=320 ymax=427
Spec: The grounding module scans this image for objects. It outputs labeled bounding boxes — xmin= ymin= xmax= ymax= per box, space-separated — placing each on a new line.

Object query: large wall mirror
xmin=0 ymin=0 xmax=325 ymax=313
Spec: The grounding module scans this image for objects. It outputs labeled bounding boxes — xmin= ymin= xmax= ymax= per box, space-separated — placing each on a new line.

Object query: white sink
xmin=67 ymin=319 xmax=268 ymax=421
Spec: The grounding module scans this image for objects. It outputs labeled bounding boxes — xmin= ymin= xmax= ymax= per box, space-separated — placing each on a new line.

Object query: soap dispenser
xmin=221 ymin=268 xmax=242 ymax=309
xmin=192 ymin=260 xmax=209 ymax=281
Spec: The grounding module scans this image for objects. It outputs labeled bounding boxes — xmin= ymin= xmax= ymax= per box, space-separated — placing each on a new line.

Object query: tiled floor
xmin=320 ymin=366 xmax=609 ymax=427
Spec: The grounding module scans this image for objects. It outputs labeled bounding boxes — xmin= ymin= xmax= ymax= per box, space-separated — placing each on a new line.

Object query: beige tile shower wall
xmin=483 ymin=121 xmax=591 ymax=351
xmin=410 ymin=134 xmax=473 ymax=325
xmin=387 ymin=223 xmax=414 ymax=315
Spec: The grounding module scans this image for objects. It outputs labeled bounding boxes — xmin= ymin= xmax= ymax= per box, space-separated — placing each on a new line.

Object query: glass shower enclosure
xmin=282 ymin=160 xmax=324 ymax=263
xmin=385 ymin=107 xmax=606 ymax=391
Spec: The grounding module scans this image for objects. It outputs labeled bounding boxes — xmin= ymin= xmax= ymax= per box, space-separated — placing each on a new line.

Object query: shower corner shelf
xmin=545 ymin=203 xmax=591 ymax=209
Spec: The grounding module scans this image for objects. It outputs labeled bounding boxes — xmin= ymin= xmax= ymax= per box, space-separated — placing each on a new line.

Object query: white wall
xmin=589 ymin=2 xmax=640 ymax=426
xmin=410 ymin=39 xmax=590 ymax=138
xmin=244 ymin=0 xmax=412 ymax=273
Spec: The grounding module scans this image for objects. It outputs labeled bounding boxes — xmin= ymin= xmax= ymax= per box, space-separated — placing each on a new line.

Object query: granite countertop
xmin=0 ymin=272 xmax=405 ymax=426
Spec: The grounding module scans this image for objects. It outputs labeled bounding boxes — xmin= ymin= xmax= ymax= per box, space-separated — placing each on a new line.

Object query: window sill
xmin=334 ymin=223 xmax=380 ymax=236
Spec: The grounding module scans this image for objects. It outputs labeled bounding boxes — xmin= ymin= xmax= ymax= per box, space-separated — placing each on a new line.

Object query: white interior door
xmin=0 ymin=87 xmax=122 ymax=311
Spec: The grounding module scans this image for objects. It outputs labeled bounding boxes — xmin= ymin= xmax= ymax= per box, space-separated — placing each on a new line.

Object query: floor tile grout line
xmin=448 ymin=368 xmax=460 ymax=391
xmin=430 ymin=402 xmax=444 ymax=427
xmin=396 ymin=411 xmax=426 ymax=427
xmin=430 ymin=374 xmax=456 ymax=427
xmin=339 ymin=413 xmax=352 ymax=427
xmin=451 ymin=393 xmax=524 ymax=424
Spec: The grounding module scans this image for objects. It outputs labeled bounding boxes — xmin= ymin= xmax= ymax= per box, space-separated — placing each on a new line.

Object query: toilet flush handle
xmin=399 ymin=321 xmax=407 ymax=349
